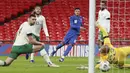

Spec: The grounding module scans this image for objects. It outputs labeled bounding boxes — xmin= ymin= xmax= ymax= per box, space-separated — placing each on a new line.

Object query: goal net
xmin=94 ymin=0 xmax=130 ymax=73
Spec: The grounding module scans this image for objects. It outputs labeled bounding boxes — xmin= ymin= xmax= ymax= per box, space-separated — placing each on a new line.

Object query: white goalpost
xmin=88 ymin=0 xmax=96 ymax=73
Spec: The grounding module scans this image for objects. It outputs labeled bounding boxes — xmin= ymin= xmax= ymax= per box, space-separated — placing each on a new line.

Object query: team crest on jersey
xmin=36 ymin=22 xmax=40 ymax=25
xmin=74 ymin=20 xmax=78 ymax=23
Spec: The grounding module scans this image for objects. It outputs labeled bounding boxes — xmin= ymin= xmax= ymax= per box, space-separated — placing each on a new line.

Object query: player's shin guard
xmin=63 ymin=45 xmax=73 ymax=56
xmin=40 ymin=49 xmax=53 ymax=65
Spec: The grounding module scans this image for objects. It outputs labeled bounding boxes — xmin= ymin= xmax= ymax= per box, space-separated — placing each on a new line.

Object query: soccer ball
xmin=99 ymin=61 xmax=110 ymax=72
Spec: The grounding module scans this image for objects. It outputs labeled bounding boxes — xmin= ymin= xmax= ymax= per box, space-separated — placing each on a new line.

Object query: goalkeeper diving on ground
xmin=77 ymin=22 xmax=130 ymax=69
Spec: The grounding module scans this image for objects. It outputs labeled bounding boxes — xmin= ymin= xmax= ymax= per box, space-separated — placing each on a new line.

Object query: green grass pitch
xmin=0 ymin=56 xmax=130 ymax=73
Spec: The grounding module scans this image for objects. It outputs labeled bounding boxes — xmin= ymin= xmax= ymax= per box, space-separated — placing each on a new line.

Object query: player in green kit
xmin=0 ymin=14 xmax=59 ymax=67
xmin=26 ymin=5 xmax=50 ymax=63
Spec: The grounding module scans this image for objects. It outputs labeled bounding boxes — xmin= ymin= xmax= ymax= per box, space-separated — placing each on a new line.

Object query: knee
xmin=40 ymin=45 xmax=44 ymax=51
xmin=61 ymin=42 xmax=65 ymax=45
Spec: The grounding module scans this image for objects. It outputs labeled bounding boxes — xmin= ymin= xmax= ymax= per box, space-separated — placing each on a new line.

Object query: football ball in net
xmin=99 ymin=61 xmax=111 ymax=72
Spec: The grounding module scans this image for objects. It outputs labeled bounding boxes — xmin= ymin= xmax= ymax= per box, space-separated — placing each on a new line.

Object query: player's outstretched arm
xmin=121 ymin=64 xmax=130 ymax=69
xmin=42 ymin=16 xmax=49 ymax=38
xmin=95 ymin=54 xmax=109 ymax=69
xmin=96 ymin=23 xmax=108 ymax=37
xmin=27 ymin=33 xmax=43 ymax=45
xmin=96 ymin=22 xmax=113 ymax=48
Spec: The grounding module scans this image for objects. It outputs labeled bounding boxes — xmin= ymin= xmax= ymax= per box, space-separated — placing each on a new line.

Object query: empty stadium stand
xmin=0 ymin=0 xmax=130 ymax=45
xmin=0 ymin=0 xmax=42 ymax=23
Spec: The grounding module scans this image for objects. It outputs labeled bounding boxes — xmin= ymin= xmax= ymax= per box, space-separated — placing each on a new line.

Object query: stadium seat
xmin=0 ymin=0 xmax=42 ymax=23
xmin=0 ymin=0 xmax=130 ymax=45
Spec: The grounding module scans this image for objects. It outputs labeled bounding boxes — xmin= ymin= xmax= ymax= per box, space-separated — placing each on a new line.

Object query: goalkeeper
xmin=95 ymin=22 xmax=130 ymax=69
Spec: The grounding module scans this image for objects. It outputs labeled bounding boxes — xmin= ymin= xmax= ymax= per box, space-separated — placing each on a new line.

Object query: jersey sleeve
xmin=26 ymin=32 xmax=33 ymax=36
xmin=97 ymin=10 xmax=101 ymax=22
xmin=105 ymin=11 xmax=110 ymax=33
xmin=16 ymin=22 xmax=25 ymax=35
xmin=97 ymin=24 xmax=113 ymax=48
xmin=42 ymin=16 xmax=49 ymax=36
xmin=70 ymin=16 xmax=80 ymax=29
xmin=81 ymin=17 xmax=84 ymax=26
xmin=105 ymin=11 xmax=110 ymax=19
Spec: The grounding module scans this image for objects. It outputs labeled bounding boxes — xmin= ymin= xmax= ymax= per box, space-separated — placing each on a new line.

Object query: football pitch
xmin=0 ymin=56 xmax=130 ymax=73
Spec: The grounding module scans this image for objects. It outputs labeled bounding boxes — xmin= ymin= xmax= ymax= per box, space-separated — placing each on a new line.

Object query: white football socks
xmin=30 ymin=53 xmax=35 ymax=60
xmin=0 ymin=60 xmax=5 ymax=66
xmin=40 ymin=49 xmax=52 ymax=65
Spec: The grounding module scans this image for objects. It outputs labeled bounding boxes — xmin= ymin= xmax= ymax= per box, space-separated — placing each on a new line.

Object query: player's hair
xmin=35 ymin=5 xmax=42 ymax=9
xmin=74 ymin=8 xmax=80 ymax=10
xmin=29 ymin=14 xmax=36 ymax=18
xmin=101 ymin=1 xmax=107 ymax=5
xmin=100 ymin=45 xmax=110 ymax=54
xmin=32 ymin=5 xmax=42 ymax=15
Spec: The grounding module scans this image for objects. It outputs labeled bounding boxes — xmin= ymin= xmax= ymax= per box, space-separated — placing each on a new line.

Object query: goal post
xmin=88 ymin=0 xmax=96 ymax=73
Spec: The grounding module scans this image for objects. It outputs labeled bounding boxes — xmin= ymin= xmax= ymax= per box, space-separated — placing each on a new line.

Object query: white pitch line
xmin=23 ymin=64 xmax=88 ymax=67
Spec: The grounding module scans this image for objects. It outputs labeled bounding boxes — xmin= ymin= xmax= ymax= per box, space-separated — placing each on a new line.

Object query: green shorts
xmin=9 ymin=44 xmax=33 ymax=59
xmin=32 ymin=34 xmax=40 ymax=41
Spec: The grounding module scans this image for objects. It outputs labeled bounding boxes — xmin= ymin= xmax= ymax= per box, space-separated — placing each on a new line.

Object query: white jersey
xmin=98 ymin=9 xmax=110 ymax=33
xmin=13 ymin=22 xmax=33 ymax=46
xmin=32 ymin=15 xmax=49 ymax=37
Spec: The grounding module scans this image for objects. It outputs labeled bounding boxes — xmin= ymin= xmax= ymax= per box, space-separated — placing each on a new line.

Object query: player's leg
xmin=117 ymin=47 xmax=130 ymax=69
xmin=0 ymin=57 xmax=15 ymax=66
xmin=30 ymin=53 xmax=35 ymax=63
xmin=59 ymin=35 xmax=77 ymax=62
xmin=51 ymin=35 xmax=70 ymax=56
xmin=26 ymin=35 xmax=40 ymax=61
xmin=59 ymin=44 xmax=74 ymax=62
xmin=0 ymin=46 xmax=20 ymax=66
xmin=33 ymin=45 xmax=59 ymax=67
xmin=122 ymin=64 xmax=130 ymax=69
xmin=25 ymin=53 xmax=29 ymax=60
xmin=29 ymin=36 xmax=41 ymax=62
xmin=51 ymin=41 xmax=65 ymax=56
xmin=45 ymin=44 xmax=50 ymax=55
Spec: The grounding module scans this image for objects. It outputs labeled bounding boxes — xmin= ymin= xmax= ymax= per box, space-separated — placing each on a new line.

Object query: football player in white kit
xmin=97 ymin=1 xmax=110 ymax=47
xmin=26 ymin=5 xmax=50 ymax=63
xmin=0 ymin=14 xmax=59 ymax=67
